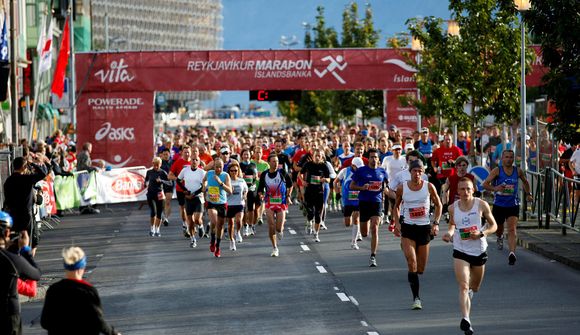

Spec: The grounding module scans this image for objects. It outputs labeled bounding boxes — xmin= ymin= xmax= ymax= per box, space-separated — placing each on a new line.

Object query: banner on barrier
xmin=54 ymin=175 xmax=81 ymax=210
xmin=96 ymin=168 xmax=147 ymax=204
xmin=37 ymin=178 xmax=57 ymax=215
xmin=76 ymin=171 xmax=97 ymax=206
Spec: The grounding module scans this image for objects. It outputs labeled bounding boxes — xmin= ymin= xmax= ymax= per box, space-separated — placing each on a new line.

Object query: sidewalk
xmin=518 ymin=220 xmax=580 ymax=271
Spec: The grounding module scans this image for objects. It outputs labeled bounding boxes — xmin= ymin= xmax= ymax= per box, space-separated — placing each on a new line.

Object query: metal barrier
xmin=542 ymin=167 xmax=579 ymax=234
xmin=524 ymin=170 xmax=545 ymax=228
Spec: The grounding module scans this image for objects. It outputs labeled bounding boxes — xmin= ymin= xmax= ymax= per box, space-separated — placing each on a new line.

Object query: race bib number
xmin=541 ymin=153 xmax=551 ymax=161
xmin=409 ymin=207 xmax=426 ymax=219
xmin=368 ymin=181 xmax=382 ymax=192
xmin=348 ymin=190 xmax=359 ymax=200
xmin=270 ymin=195 xmax=282 ymax=204
xmin=459 ymin=226 xmax=477 ymax=240
xmin=244 ymin=175 xmax=254 ymax=184
xmin=442 ymin=162 xmax=452 ymax=170
xmin=208 ymin=186 xmax=220 ymax=202
xmin=501 ymin=184 xmax=515 ymax=195
xmin=310 ymin=175 xmax=322 ymax=184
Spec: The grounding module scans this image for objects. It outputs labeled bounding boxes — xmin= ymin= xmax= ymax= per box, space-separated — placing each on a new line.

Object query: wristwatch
xmin=432 ymin=221 xmax=439 ymax=226
xmin=479 ymin=232 xmax=485 ymax=238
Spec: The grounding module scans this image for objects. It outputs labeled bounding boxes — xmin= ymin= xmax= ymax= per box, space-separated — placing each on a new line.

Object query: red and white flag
xmin=37 ymin=18 xmax=53 ymax=74
xmin=51 ymin=17 xmax=70 ymax=98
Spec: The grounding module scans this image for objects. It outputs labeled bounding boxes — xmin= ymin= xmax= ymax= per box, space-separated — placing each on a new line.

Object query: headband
xmin=64 ymin=256 xmax=87 ymax=271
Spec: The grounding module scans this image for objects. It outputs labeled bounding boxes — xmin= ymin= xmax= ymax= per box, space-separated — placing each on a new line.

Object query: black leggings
xmin=305 ymin=193 xmax=324 ymax=223
xmin=147 ymin=196 xmax=164 ymax=219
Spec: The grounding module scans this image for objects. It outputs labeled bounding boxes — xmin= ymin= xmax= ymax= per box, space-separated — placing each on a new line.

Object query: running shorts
xmin=491 ymin=205 xmax=520 ymax=225
xmin=453 ymin=250 xmax=488 ymax=266
xmin=207 ymin=202 xmax=227 ymax=218
xmin=185 ymin=196 xmax=203 ymax=215
xmin=226 ymin=205 xmax=244 ymax=218
xmin=401 ymin=223 xmax=432 ymax=246
xmin=176 ymin=191 xmax=186 ymax=206
xmin=343 ymin=205 xmax=359 ymax=217
xmin=359 ymin=201 xmax=382 ymax=223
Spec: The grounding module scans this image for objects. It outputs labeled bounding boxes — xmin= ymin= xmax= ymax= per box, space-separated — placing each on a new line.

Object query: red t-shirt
xmin=447 ymin=173 xmax=475 ymax=205
xmin=199 ymin=152 xmax=213 ymax=166
xmin=292 ymin=149 xmax=308 ymax=165
xmin=170 ymin=158 xmax=192 ymax=192
xmin=432 ymin=146 xmax=464 ymax=179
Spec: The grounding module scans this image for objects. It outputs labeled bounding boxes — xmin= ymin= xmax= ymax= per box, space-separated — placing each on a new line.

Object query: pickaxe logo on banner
xmin=314 ymin=55 xmax=348 ymax=84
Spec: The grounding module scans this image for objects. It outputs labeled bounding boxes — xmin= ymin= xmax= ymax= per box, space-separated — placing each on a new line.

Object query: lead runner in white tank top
xmin=401 ymin=181 xmax=431 ymax=226
xmin=452 ymin=199 xmax=487 ymax=256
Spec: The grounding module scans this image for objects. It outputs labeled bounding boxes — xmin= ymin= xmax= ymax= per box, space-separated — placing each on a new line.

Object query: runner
xmin=202 ymin=158 xmax=232 ymax=258
xmin=177 ymin=156 xmax=205 ymax=248
xmin=145 ymin=157 xmax=173 ymax=237
xmin=251 ymin=145 xmax=270 ymax=231
xmin=442 ymin=156 xmax=475 ymax=222
xmin=431 ymin=133 xmax=464 ymax=195
xmin=382 ymin=143 xmax=407 ymax=224
xmin=168 ymin=145 xmax=193 ymax=236
xmin=349 ymin=148 xmax=388 ymax=267
xmin=482 ymin=150 xmax=533 ymax=265
xmin=334 ymin=157 xmax=364 ymax=249
xmin=159 ymin=148 xmax=174 ymax=227
xmin=257 ymin=154 xmax=293 ymax=257
xmin=226 ymin=161 xmax=248 ymax=251
xmin=442 ymin=177 xmax=497 ymax=335
xmin=239 ymin=149 xmax=258 ymax=237
xmin=301 ymin=148 xmax=331 ymax=242
xmin=393 ymin=159 xmax=442 ymax=310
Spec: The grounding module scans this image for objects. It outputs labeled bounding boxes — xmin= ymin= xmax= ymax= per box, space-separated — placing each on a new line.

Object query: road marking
xmin=367 ymin=332 xmax=379 ymax=335
xmin=360 ymin=321 xmax=368 ymax=327
xmin=336 ymin=292 xmax=350 ymax=301
xmin=333 ymin=287 xmax=339 ymax=291
xmin=301 ymin=245 xmax=310 ymax=251
xmin=349 ymin=296 xmax=359 ymax=306
xmin=314 ymin=261 xmax=320 ymax=265
xmin=288 ymin=229 xmax=297 ymax=235
xmin=316 ymin=266 xmax=327 ymax=273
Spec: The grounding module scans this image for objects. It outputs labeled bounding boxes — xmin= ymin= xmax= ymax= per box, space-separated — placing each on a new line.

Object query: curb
xmin=517 ymin=235 xmax=580 ymax=271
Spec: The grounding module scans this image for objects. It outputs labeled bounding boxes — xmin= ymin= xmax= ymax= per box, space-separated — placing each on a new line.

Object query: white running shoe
xmin=251 ymin=226 xmax=256 ymax=236
xmin=243 ymin=225 xmax=249 ymax=237
xmin=305 ymin=220 xmax=313 ymax=235
xmin=271 ymin=248 xmax=279 ymax=257
xmin=356 ymin=232 xmax=363 ymax=242
xmin=277 ymin=231 xmax=284 ymax=241
xmin=314 ymin=234 xmax=320 ymax=242
xmin=236 ymin=231 xmax=243 ymax=243
xmin=412 ymin=298 xmax=422 ymax=310
xmin=190 ymin=240 xmax=197 ymax=248
xmin=351 ymin=242 xmax=359 ymax=250
xmin=320 ymin=221 xmax=328 ymax=230
xmin=230 ymin=240 xmax=236 ymax=251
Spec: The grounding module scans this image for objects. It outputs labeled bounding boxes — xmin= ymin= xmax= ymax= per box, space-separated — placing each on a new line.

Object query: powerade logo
xmin=110 ymin=171 xmax=145 ymax=198
xmin=95 ymin=122 xmax=135 ymax=141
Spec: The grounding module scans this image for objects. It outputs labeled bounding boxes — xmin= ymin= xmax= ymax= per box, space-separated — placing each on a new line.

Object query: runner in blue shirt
xmin=349 ymin=148 xmax=388 ymax=267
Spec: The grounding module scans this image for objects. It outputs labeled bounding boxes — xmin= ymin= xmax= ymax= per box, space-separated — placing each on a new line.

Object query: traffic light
xmin=249 ymin=90 xmax=301 ymax=102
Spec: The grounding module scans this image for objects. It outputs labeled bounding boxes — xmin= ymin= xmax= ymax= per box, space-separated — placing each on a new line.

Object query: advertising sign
xmin=384 ymin=90 xmax=420 ymax=137
xmin=76 ymin=92 xmax=154 ymax=168
xmin=96 ymin=167 xmax=147 ymax=204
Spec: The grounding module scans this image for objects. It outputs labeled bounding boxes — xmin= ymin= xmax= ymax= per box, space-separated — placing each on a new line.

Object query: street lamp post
xmin=515 ymin=0 xmax=531 ymax=169
xmin=411 ymin=37 xmax=423 ymax=131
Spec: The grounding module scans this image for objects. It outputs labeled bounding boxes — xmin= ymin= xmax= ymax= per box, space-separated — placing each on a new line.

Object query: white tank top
xmin=402 ymin=181 xmax=430 ymax=226
xmin=452 ymin=199 xmax=487 ymax=256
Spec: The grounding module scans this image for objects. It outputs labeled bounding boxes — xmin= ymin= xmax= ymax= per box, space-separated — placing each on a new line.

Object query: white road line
xmin=333 ymin=287 xmax=339 ymax=291
xmin=349 ymin=296 xmax=359 ymax=306
xmin=314 ymin=261 xmax=320 ymax=265
xmin=336 ymin=292 xmax=350 ymax=301
xmin=316 ymin=266 xmax=327 ymax=273
xmin=288 ymin=229 xmax=297 ymax=235
xmin=360 ymin=321 xmax=369 ymax=327
xmin=367 ymin=332 xmax=379 ymax=335
xmin=301 ymin=245 xmax=310 ymax=251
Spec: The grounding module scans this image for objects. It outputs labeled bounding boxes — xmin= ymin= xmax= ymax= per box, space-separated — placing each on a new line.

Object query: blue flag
xmin=0 ymin=13 xmax=8 ymax=62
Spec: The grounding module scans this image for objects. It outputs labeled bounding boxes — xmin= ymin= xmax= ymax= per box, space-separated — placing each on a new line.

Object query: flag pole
xmin=28 ymin=13 xmax=48 ymax=144
xmin=9 ymin=0 xmax=18 ymax=143
xmin=68 ymin=2 xmax=76 ymax=141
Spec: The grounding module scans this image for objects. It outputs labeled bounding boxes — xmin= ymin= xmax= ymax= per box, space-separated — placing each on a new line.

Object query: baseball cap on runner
xmin=352 ymin=157 xmax=365 ymax=168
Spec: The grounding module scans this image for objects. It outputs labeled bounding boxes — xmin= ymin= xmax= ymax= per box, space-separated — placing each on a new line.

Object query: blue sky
xmin=215 ymin=0 xmax=451 ymax=110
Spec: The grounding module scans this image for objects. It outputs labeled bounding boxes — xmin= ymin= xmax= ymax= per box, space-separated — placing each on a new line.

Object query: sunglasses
xmin=230 ymin=169 xmax=239 ymax=172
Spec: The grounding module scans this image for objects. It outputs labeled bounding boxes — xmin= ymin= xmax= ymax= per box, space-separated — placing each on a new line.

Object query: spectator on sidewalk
xmin=3 ymin=155 xmax=51 ymax=255
xmin=0 ymin=211 xmax=41 ymax=335
xmin=77 ymin=142 xmax=97 ymax=173
xmin=41 ymin=246 xmax=121 ymax=335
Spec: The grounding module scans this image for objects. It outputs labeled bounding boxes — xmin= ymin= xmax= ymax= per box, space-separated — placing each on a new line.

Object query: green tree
xmin=406 ymin=0 xmax=530 ymax=156
xmin=526 ymin=0 xmax=580 ymax=143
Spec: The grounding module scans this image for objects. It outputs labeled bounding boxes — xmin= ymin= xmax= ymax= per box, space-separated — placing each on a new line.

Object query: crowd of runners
xmin=144 ymin=122 xmax=541 ymax=335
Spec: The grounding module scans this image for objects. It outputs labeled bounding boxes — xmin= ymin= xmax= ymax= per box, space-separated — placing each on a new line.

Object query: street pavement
xmin=20 ymin=201 xmax=580 ymax=334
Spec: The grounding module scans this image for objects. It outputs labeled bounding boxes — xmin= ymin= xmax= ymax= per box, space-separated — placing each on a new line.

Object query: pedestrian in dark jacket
xmin=0 ymin=211 xmax=41 ymax=335
xmin=41 ymin=246 xmax=120 ymax=335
